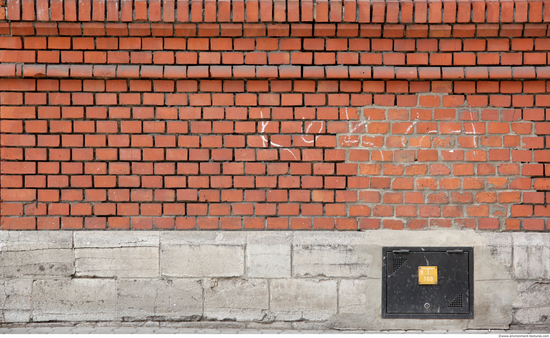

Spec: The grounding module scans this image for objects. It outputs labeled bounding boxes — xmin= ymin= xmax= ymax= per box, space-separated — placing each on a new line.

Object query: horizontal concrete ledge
xmin=1 ymin=64 xmax=550 ymax=81
xmin=2 ymin=0 xmax=550 ymax=25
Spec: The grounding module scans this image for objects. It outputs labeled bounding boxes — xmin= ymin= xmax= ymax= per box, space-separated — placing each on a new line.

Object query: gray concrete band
xmin=0 ymin=230 xmax=549 ymax=330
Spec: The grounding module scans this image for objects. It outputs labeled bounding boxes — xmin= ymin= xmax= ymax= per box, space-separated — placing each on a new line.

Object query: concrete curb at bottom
xmin=0 ymin=322 xmax=549 ymax=334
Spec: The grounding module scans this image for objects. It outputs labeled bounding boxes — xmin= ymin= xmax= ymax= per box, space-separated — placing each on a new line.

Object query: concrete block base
xmin=1 ymin=230 xmax=549 ymax=330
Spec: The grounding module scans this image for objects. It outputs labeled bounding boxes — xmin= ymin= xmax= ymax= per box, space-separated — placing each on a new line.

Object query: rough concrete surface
xmin=0 ymin=230 xmax=548 ymax=331
xmin=0 ymin=280 xmax=32 ymax=323
xmin=270 ymin=279 xmax=338 ymax=321
xmin=292 ymin=232 xmax=373 ymax=278
xmin=2 ymin=249 xmax=74 ymax=278
xmin=246 ymin=233 xmax=291 ymax=278
xmin=513 ymin=234 xmax=550 ymax=280
xmin=0 ymin=231 xmax=73 ymax=251
xmin=514 ymin=307 xmax=550 ymax=326
xmin=32 ymin=279 xmax=116 ymax=322
xmin=478 ymin=233 xmax=513 ymax=280
xmin=292 ymin=243 xmax=370 ymax=278
xmin=161 ymin=244 xmax=244 ymax=277
xmin=74 ymin=231 xmax=159 ymax=248
xmin=469 ymin=280 xmax=517 ymax=329
xmin=513 ymin=281 xmax=550 ymax=326
xmin=204 ymin=278 xmax=269 ymax=321
xmin=75 ymin=247 xmax=159 ymax=278
xmin=116 ymin=279 xmax=203 ymax=321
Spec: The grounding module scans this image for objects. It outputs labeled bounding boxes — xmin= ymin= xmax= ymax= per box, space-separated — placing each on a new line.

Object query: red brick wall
xmin=1 ymin=0 xmax=549 ymax=231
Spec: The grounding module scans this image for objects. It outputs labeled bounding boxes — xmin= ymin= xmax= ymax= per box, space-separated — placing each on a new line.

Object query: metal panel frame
xmin=382 ymin=247 xmax=474 ymax=319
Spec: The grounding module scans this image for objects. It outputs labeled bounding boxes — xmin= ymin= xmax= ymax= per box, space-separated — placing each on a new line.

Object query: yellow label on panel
xmin=418 ymin=266 xmax=438 ymax=285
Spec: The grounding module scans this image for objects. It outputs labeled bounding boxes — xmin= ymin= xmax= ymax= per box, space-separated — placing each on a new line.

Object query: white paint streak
xmin=260 ymin=135 xmax=268 ymax=147
xmin=259 ymin=110 xmax=268 ymax=147
xmin=465 ymin=121 xmax=479 ymax=147
xmin=342 ymin=136 xmax=355 ymax=146
xmin=405 ymin=121 xmax=417 ymax=134
xmin=351 ymin=122 xmax=365 ymax=133
xmin=283 ymin=148 xmax=297 ymax=159
xmin=259 ymin=121 xmax=268 ymax=133
xmin=301 ymin=136 xmax=314 ymax=144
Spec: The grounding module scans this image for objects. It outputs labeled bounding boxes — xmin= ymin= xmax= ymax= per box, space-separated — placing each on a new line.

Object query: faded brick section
xmin=338 ymin=93 xmax=549 ymax=231
xmin=0 ymin=0 xmax=549 ymax=231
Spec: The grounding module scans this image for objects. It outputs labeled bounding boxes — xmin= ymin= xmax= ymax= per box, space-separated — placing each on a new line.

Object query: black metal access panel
xmin=382 ymin=247 xmax=474 ymax=319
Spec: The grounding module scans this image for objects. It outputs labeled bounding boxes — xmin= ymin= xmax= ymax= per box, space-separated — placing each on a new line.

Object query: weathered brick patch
xmin=336 ymin=94 xmax=550 ymax=231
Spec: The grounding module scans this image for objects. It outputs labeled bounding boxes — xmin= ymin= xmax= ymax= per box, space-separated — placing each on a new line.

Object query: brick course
xmin=0 ymin=0 xmax=549 ymax=231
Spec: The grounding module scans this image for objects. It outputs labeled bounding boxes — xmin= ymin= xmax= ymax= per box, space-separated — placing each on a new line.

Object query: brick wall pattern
xmin=1 ymin=0 xmax=550 ymax=231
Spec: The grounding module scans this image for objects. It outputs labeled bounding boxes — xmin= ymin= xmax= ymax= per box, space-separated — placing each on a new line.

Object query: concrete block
xmin=270 ymin=279 xmax=337 ymax=321
xmin=514 ymin=307 xmax=550 ymax=325
xmin=513 ymin=234 xmax=550 ymax=280
xmin=477 ymin=233 xmax=513 ymax=280
xmin=204 ymin=278 xmax=269 ymax=321
xmin=32 ymin=279 xmax=116 ymax=321
xmin=338 ymin=279 xmax=379 ymax=315
xmin=0 ymin=230 xmax=532 ymax=330
xmin=117 ymin=279 xmax=202 ymax=321
xmin=246 ymin=233 xmax=291 ymax=278
xmin=513 ymin=281 xmax=550 ymax=308
xmin=3 ymin=249 xmax=74 ymax=278
xmin=75 ymin=247 xmax=159 ymax=278
xmin=479 ymin=233 xmax=512 ymax=267
xmin=74 ymin=231 xmax=159 ymax=248
xmin=363 ymin=229 xmax=486 ymax=247
xmin=469 ymin=280 xmax=518 ymax=329
xmin=161 ymin=232 xmax=245 ymax=246
xmin=328 ymin=279 xmax=383 ymax=330
xmin=0 ymin=231 xmax=72 ymax=251
xmin=1 ymin=280 xmax=32 ymax=323
xmin=161 ymin=244 xmax=244 ymax=277
xmin=0 ymin=282 xmax=4 ymax=321
xmin=292 ymin=233 xmax=370 ymax=277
